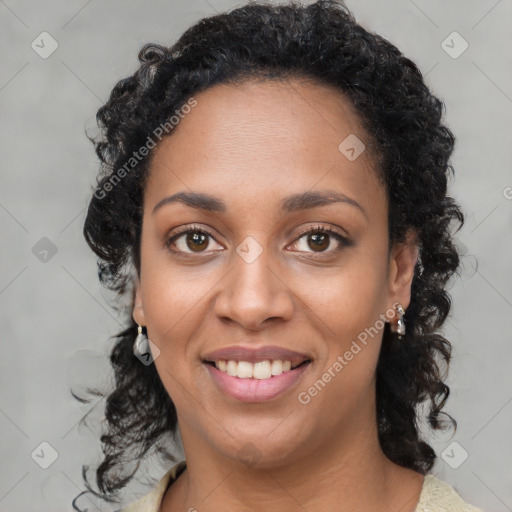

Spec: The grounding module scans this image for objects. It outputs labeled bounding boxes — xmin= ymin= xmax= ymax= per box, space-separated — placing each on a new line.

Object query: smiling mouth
xmin=203 ymin=357 xmax=312 ymax=401
xmin=203 ymin=360 xmax=311 ymax=369
xmin=203 ymin=358 xmax=312 ymax=379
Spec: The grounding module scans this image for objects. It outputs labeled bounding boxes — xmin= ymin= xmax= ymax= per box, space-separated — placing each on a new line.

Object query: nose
xmin=213 ymin=244 xmax=294 ymax=330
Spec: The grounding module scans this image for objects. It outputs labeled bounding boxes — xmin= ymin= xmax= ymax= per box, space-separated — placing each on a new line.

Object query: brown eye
xmin=183 ymin=232 xmax=209 ymax=252
xmin=289 ymin=225 xmax=349 ymax=254
xmin=165 ymin=225 xmax=222 ymax=254
xmin=307 ymin=232 xmax=330 ymax=252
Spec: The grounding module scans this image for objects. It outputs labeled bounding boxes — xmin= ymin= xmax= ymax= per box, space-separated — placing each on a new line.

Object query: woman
xmin=77 ymin=1 xmax=483 ymax=510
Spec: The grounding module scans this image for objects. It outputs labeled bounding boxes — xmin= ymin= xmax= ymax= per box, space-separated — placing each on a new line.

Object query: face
xmin=133 ymin=78 xmax=418 ymax=468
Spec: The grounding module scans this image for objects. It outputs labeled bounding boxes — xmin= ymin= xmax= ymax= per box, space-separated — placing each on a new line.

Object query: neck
xmin=161 ymin=404 xmax=424 ymax=512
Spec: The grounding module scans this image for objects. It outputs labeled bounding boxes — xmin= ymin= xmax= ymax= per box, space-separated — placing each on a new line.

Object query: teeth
xmin=214 ymin=359 xmax=295 ymax=379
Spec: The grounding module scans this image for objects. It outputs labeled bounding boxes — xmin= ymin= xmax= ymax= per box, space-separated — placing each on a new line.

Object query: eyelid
xmin=164 ymin=224 xmax=221 ymax=252
xmin=292 ymin=223 xmax=349 ymax=243
xmin=288 ymin=224 xmax=350 ymax=253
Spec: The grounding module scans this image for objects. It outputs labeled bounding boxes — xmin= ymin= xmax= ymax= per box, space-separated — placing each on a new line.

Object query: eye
xmin=165 ymin=224 xmax=222 ymax=254
xmin=288 ymin=224 xmax=349 ymax=254
xmin=165 ymin=223 xmax=350 ymax=256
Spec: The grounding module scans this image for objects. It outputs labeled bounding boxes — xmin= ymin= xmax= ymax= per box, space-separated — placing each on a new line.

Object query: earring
xmin=134 ymin=324 xmax=149 ymax=356
xmin=390 ymin=303 xmax=406 ymax=339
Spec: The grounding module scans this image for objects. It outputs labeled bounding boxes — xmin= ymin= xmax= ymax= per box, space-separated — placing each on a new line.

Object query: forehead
xmin=144 ymin=78 xmax=385 ymax=218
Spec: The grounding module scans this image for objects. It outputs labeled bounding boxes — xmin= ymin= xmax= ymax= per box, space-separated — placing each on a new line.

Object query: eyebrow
xmin=152 ymin=190 xmax=367 ymax=218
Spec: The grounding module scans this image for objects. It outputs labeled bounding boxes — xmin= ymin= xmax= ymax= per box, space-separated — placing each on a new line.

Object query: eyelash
xmin=165 ymin=223 xmax=350 ymax=256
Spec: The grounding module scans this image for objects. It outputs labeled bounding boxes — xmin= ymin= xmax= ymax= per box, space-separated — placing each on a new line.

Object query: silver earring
xmin=134 ymin=324 xmax=149 ymax=356
xmin=390 ymin=303 xmax=406 ymax=339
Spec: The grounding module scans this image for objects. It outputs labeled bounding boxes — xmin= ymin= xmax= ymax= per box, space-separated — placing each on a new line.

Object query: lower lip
xmin=204 ymin=362 xmax=311 ymax=402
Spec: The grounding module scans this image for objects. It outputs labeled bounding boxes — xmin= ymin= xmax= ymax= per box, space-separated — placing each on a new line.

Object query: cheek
xmin=296 ymin=267 xmax=386 ymax=422
xmin=141 ymin=269 xmax=211 ymax=366
xmin=293 ymin=250 xmax=388 ymax=337
xmin=292 ymin=244 xmax=388 ymax=390
xmin=141 ymin=264 xmax=210 ymax=409
xmin=139 ymin=226 xmax=213 ymax=339
xmin=143 ymin=272 xmax=208 ymax=332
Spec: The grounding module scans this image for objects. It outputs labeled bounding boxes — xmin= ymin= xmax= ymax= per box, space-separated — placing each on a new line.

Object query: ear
xmin=132 ymin=275 xmax=147 ymax=326
xmin=387 ymin=228 xmax=419 ymax=314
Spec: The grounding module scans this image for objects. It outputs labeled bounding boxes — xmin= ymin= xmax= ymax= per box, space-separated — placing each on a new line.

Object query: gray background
xmin=1 ymin=0 xmax=511 ymax=511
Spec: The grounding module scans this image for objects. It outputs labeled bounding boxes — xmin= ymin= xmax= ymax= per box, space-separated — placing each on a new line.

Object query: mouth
xmin=202 ymin=358 xmax=312 ymax=402
xmin=203 ymin=359 xmax=311 ymax=373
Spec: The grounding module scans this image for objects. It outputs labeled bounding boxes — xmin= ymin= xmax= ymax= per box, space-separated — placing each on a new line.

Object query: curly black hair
xmin=75 ymin=0 xmax=465 ymax=508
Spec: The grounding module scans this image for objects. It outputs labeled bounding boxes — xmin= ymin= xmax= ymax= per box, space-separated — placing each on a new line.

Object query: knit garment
xmin=120 ymin=460 xmax=484 ymax=512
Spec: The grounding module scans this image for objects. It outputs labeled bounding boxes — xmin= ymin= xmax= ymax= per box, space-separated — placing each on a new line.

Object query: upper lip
xmin=202 ymin=345 xmax=311 ymax=366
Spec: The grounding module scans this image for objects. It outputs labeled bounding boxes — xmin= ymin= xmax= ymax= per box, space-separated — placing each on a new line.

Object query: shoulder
xmin=416 ymin=474 xmax=484 ymax=512
xmin=119 ymin=460 xmax=187 ymax=512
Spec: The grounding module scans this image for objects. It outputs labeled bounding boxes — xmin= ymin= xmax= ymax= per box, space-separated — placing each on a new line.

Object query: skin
xmin=132 ymin=78 xmax=424 ymax=512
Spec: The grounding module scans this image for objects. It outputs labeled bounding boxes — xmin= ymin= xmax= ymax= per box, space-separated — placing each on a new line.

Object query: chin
xmin=218 ymin=429 xmax=310 ymax=470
